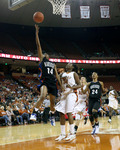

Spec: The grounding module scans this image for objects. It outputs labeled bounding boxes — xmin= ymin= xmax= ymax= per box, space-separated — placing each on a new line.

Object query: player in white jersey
xmin=108 ymin=86 xmax=118 ymax=123
xmin=74 ymin=77 xmax=89 ymax=134
xmin=55 ymin=63 xmax=80 ymax=142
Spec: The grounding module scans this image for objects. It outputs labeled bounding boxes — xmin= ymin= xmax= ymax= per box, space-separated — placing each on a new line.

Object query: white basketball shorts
xmin=73 ymin=101 xmax=86 ymax=114
xmin=55 ymin=93 xmax=77 ymax=114
xmin=108 ymin=99 xmax=118 ymax=110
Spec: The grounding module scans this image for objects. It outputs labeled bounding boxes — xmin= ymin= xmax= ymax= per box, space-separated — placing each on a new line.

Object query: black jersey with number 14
xmin=38 ymin=57 xmax=56 ymax=81
xmin=89 ymin=81 xmax=102 ymax=99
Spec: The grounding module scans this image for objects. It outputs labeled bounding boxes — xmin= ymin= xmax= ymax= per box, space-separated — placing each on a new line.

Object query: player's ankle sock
xmin=109 ymin=116 xmax=111 ymax=119
xmin=95 ymin=122 xmax=99 ymax=126
xmin=70 ymin=124 xmax=75 ymax=134
xmin=61 ymin=125 xmax=65 ymax=135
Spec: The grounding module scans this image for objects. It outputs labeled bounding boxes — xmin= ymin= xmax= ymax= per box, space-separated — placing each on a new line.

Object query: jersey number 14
xmin=47 ymin=68 xmax=53 ymax=74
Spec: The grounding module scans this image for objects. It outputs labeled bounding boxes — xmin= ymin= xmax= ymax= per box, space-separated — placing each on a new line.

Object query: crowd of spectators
xmin=0 ymin=77 xmax=120 ymax=127
xmin=0 ymin=78 xmax=49 ymax=126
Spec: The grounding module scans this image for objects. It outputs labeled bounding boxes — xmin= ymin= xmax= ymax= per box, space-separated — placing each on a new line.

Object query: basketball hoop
xmin=48 ymin=0 xmax=68 ymax=15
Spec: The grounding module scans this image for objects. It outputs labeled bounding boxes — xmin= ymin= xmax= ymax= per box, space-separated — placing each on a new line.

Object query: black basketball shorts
xmin=37 ymin=78 xmax=57 ymax=96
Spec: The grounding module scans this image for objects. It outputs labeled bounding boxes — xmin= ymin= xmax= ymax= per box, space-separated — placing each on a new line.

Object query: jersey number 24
xmin=92 ymin=89 xmax=98 ymax=95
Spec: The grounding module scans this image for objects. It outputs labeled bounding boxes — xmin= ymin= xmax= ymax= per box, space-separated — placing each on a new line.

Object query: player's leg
xmin=36 ymin=85 xmax=48 ymax=108
xmin=83 ymin=108 xmax=89 ymax=125
xmin=114 ymin=109 xmax=118 ymax=115
xmin=49 ymin=94 xmax=56 ymax=112
xmin=49 ymin=94 xmax=56 ymax=126
xmin=64 ymin=93 xmax=76 ymax=141
xmin=30 ymin=85 xmax=47 ymax=121
xmin=65 ymin=112 xmax=76 ymax=141
xmin=88 ymin=100 xmax=95 ymax=134
xmin=55 ymin=112 xmax=66 ymax=141
xmin=108 ymin=106 xmax=113 ymax=123
xmin=92 ymin=101 xmax=100 ymax=134
xmin=74 ymin=112 xmax=82 ymax=134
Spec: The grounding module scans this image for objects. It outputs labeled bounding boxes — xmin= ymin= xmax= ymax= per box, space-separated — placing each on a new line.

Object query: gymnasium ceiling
xmin=0 ymin=0 xmax=120 ymax=28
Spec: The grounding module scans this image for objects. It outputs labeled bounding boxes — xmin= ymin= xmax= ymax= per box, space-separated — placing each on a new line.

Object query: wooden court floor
xmin=0 ymin=116 xmax=120 ymax=150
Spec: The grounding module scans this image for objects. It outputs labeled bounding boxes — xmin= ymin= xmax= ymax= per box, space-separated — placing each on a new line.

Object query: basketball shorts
xmin=108 ymin=99 xmax=118 ymax=110
xmin=37 ymin=78 xmax=57 ymax=96
xmin=88 ymin=99 xmax=100 ymax=115
xmin=55 ymin=93 xmax=77 ymax=114
xmin=73 ymin=100 xmax=86 ymax=114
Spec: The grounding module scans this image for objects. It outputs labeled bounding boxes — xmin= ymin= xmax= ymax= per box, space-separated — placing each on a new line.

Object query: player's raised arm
xmin=35 ymin=24 xmax=43 ymax=61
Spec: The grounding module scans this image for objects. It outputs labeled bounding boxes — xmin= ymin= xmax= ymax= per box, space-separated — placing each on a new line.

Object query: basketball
xmin=33 ymin=12 xmax=44 ymax=23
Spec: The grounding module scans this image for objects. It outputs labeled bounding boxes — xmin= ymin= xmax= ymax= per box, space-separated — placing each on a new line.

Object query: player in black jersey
xmin=82 ymin=72 xmax=108 ymax=134
xmin=30 ymin=25 xmax=62 ymax=125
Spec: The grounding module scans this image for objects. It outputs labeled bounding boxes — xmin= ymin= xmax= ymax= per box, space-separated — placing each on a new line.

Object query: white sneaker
xmin=50 ymin=117 xmax=55 ymax=126
xmin=108 ymin=119 xmax=111 ymax=123
xmin=65 ymin=134 xmax=76 ymax=141
xmin=95 ymin=125 xmax=99 ymax=134
xmin=91 ymin=127 xmax=96 ymax=135
xmin=55 ymin=134 xmax=66 ymax=141
xmin=30 ymin=113 xmax=37 ymax=121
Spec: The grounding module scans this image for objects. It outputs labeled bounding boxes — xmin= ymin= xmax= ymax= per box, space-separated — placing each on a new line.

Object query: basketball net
xmin=48 ymin=0 xmax=68 ymax=15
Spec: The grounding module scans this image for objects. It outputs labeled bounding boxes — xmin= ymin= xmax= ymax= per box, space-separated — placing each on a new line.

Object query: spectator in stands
xmin=19 ymin=107 xmax=30 ymax=124
xmin=13 ymin=106 xmax=23 ymax=125
xmin=0 ymin=106 xmax=10 ymax=125
xmin=6 ymin=106 xmax=14 ymax=125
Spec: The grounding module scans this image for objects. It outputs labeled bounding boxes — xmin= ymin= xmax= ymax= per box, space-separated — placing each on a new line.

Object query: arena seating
xmin=11 ymin=34 xmax=36 ymax=55
xmin=45 ymin=38 xmax=84 ymax=59
xmin=0 ymin=32 xmax=23 ymax=55
xmin=1 ymin=30 xmax=120 ymax=59
xmin=99 ymin=76 xmax=120 ymax=91
xmin=76 ymin=41 xmax=108 ymax=58
xmin=13 ymin=75 xmax=39 ymax=92
xmin=105 ymin=42 xmax=120 ymax=57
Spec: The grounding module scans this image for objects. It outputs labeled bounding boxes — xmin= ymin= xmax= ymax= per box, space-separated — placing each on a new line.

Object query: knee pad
xmin=89 ymin=115 xmax=94 ymax=122
xmin=92 ymin=112 xmax=98 ymax=119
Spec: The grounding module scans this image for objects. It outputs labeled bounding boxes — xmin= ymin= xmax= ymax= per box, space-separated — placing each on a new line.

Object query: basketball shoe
xmin=95 ymin=125 xmax=99 ymax=134
xmin=55 ymin=134 xmax=66 ymax=141
xmin=65 ymin=133 xmax=76 ymax=142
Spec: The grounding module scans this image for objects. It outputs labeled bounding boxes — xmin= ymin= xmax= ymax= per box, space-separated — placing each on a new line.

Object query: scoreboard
xmin=8 ymin=0 xmax=35 ymax=10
